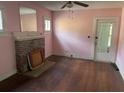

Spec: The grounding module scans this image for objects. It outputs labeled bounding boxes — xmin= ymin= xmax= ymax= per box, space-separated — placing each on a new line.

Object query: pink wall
xmin=53 ymin=8 xmax=122 ymax=59
xmin=0 ymin=2 xmax=20 ymax=32
xmin=17 ymin=1 xmax=53 ymax=57
xmin=0 ymin=33 xmax=17 ymax=81
xmin=0 ymin=1 xmax=52 ymax=80
xmin=0 ymin=1 xmax=53 ymax=57
xmin=116 ymin=8 xmax=124 ymax=80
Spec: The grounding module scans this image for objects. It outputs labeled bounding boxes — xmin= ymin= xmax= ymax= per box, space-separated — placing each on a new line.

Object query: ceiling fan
xmin=61 ymin=1 xmax=89 ymax=9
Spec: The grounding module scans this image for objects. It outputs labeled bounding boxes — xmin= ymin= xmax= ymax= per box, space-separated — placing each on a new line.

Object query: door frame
xmin=92 ymin=17 xmax=119 ymax=63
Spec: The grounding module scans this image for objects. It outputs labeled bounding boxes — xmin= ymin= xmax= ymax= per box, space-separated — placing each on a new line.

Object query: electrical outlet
xmin=70 ymin=54 xmax=73 ymax=58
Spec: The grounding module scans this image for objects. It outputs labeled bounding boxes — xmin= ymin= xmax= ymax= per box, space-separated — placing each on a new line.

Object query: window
xmin=19 ymin=7 xmax=37 ymax=32
xmin=107 ymin=24 xmax=113 ymax=47
xmin=44 ymin=16 xmax=51 ymax=32
xmin=0 ymin=10 xmax=3 ymax=32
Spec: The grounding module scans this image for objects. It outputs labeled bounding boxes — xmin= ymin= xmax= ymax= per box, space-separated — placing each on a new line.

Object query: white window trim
xmin=44 ymin=16 xmax=51 ymax=32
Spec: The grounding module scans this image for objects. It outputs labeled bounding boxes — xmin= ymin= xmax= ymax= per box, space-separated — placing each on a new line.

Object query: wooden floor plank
xmin=0 ymin=56 xmax=124 ymax=92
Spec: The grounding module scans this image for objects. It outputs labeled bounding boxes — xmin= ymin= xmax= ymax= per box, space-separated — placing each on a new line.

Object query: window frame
xmin=19 ymin=7 xmax=38 ymax=32
xmin=44 ymin=16 xmax=51 ymax=32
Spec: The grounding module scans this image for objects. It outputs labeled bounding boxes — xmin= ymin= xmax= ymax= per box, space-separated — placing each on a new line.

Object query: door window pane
xmin=97 ymin=22 xmax=113 ymax=53
xmin=108 ymin=24 xmax=113 ymax=47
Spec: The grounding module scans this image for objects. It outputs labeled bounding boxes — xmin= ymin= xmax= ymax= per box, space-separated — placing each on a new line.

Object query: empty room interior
xmin=0 ymin=0 xmax=124 ymax=92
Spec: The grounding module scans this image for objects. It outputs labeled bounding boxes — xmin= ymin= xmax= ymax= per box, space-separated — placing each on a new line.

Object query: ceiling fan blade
xmin=73 ymin=1 xmax=89 ymax=7
xmin=61 ymin=2 xmax=69 ymax=9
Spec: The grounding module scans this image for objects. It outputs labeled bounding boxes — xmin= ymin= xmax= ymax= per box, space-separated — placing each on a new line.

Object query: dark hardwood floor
xmin=0 ymin=55 xmax=124 ymax=92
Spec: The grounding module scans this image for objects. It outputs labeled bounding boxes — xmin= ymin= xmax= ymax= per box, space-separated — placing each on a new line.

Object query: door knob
xmin=107 ymin=47 xmax=109 ymax=53
xmin=95 ymin=36 xmax=98 ymax=39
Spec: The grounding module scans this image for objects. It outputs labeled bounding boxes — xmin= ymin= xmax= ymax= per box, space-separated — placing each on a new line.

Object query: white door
xmin=94 ymin=18 xmax=118 ymax=63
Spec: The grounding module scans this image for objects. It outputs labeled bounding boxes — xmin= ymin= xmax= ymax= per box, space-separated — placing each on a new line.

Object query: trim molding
xmin=52 ymin=53 xmax=93 ymax=61
xmin=0 ymin=69 xmax=17 ymax=81
xmin=116 ymin=60 xmax=124 ymax=80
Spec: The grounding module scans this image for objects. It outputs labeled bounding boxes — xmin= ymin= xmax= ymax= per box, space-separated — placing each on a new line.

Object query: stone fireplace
xmin=13 ymin=32 xmax=45 ymax=72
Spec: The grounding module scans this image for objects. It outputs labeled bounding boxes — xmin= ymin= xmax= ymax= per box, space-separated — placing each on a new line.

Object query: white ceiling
xmin=36 ymin=1 xmax=124 ymax=11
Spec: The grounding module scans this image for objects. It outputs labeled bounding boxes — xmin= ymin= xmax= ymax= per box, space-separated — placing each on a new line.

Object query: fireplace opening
xmin=27 ymin=48 xmax=44 ymax=70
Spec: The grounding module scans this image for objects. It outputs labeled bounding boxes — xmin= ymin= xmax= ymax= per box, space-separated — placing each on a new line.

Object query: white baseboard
xmin=0 ymin=69 xmax=17 ymax=81
xmin=116 ymin=59 xmax=124 ymax=80
xmin=53 ymin=53 xmax=93 ymax=61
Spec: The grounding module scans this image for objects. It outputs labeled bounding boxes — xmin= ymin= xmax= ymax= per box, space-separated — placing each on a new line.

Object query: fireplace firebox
xmin=27 ymin=48 xmax=45 ymax=70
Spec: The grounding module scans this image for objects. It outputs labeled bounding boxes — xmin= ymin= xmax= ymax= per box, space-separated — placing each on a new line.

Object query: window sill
xmin=44 ymin=32 xmax=52 ymax=36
